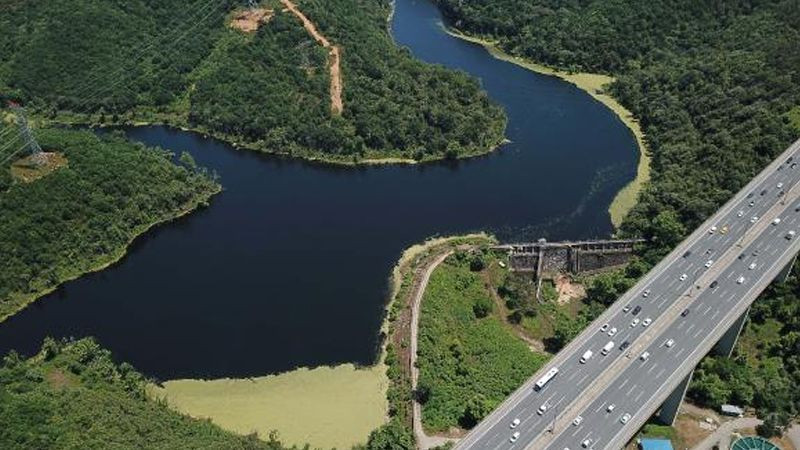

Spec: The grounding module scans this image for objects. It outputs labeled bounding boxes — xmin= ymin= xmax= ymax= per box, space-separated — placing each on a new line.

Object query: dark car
xmin=681 ymin=309 xmax=690 ymax=317
xmin=710 ymin=280 xmax=718 ymax=289
xmin=738 ymin=253 xmax=746 ymax=260
xmin=632 ymin=305 xmax=642 ymax=315
xmin=683 ymin=250 xmax=692 ymax=258
xmin=747 ymin=192 xmax=755 ymax=198
xmin=619 ymin=341 xmax=631 ymax=351
xmin=761 ymin=189 xmax=768 ymax=196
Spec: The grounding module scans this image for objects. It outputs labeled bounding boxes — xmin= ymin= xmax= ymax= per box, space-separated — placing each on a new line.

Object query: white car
xmin=510 ymin=431 xmax=520 ymax=443
xmin=773 ymin=218 xmax=782 ymax=225
xmin=640 ymin=351 xmax=650 ymax=361
xmin=510 ymin=418 xmax=520 ymax=429
xmin=620 ymin=413 xmax=632 ymax=424
xmin=778 ymin=182 xmax=784 ymax=189
xmin=787 ymin=230 xmax=796 ymax=240
xmin=749 ymin=262 xmax=757 ymax=270
xmin=607 ymin=404 xmax=616 ymax=413
xmin=642 ymin=317 xmax=652 ymax=327
xmin=630 ymin=318 xmax=640 ymax=327
xmin=608 ymin=327 xmax=618 ymax=337
xmin=642 ymin=289 xmax=651 ymax=298
xmin=623 ymin=304 xmax=632 ymax=313
xmin=582 ymin=439 xmax=592 ymax=448
xmin=679 ymin=273 xmax=688 ymax=281
xmin=704 ymin=260 xmax=713 ymax=268
xmin=751 ymin=216 xmax=759 ymax=223
xmin=665 ymin=339 xmax=675 ymax=348
xmin=737 ymin=210 xmax=744 ymax=217
xmin=538 ymin=404 xmax=548 ymax=415
xmin=737 ymin=276 xmax=745 ymax=284
xmin=600 ymin=323 xmax=609 ymax=333
xmin=572 ymin=416 xmax=583 ymax=426
xmin=709 ymin=226 xmax=717 ymax=234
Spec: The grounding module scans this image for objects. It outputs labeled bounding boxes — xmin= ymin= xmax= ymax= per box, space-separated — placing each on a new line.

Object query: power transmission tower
xmin=247 ymin=0 xmax=258 ymax=9
xmin=10 ymin=104 xmax=45 ymax=165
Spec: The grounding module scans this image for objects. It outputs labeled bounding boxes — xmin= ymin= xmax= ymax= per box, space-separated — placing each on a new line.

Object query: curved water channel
xmin=0 ymin=0 xmax=638 ymax=379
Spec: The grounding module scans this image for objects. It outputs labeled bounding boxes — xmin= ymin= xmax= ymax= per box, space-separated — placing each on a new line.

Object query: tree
xmin=461 ymin=394 xmax=493 ymax=428
xmin=365 ymin=419 xmax=414 ymax=450
xmin=473 ymin=296 xmax=493 ymax=318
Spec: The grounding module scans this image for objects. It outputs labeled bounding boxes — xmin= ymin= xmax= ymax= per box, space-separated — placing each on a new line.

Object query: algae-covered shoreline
xmin=442 ymin=27 xmax=650 ymax=228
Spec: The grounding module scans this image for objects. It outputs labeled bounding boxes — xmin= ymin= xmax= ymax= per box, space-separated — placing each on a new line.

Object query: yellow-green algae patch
xmin=149 ymin=363 xmax=388 ymax=450
xmin=444 ymin=28 xmax=650 ymax=229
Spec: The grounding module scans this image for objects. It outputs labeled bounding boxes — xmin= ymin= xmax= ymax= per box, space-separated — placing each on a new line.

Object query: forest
xmin=0 ymin=0 xmax=506 ymax=163
xmin=0 ymin=337 xmax=289 ymax=449
xmin=0 ymin=126 xmax=219 ymax=321
xmin=434 ymin=0 xmax=800 ymax=435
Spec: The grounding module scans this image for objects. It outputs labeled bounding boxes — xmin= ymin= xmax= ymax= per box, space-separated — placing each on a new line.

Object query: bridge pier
xmin=655 ymin=371 xmax=693 ymax=426
xmin=712 ymin=306 xmax=750 ymax=358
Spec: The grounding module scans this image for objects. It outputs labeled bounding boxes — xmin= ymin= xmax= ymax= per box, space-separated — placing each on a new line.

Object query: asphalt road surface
xmin=455 ymin=138 xmax=800 ymax=450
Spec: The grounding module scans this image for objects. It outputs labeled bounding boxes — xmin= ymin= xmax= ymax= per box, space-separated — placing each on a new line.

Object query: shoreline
xmin=0 ymin=184 xmax=221 ymax=324
xmin=442 ymin=27 xmax=650 ymax=229
xmin=149 ymin=233 xmax=494 ymax=449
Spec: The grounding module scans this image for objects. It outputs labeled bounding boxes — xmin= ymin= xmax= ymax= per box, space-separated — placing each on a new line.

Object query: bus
xmin=534 ymin=367 xmax=559 ymax=390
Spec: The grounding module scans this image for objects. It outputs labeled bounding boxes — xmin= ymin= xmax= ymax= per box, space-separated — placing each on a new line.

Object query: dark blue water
xmin=0 ymin=0 xmax=637 ymax=379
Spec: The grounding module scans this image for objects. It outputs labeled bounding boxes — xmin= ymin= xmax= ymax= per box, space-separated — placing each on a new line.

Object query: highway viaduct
xmin=452 ymin=138 xmax=800 ymax=450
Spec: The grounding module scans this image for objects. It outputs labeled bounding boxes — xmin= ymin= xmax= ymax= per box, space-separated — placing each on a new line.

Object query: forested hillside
xmin=0 ymin=338 xmax=287 ymax=449
xmin=0 ymin=0 xmax=506 ymax=162
xmin=434 ymin=0 xmax=800 ymax=434
xmin=0 ymin=126 xmax=219 ymax=322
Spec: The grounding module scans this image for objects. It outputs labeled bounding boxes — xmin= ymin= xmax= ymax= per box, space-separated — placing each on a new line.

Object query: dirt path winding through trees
xmin=280 ymin=0 xmax=343 ymax=115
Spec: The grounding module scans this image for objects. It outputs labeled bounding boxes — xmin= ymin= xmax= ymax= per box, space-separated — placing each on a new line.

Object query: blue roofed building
xmin=640 ymin=438 xmax=675 ymax=450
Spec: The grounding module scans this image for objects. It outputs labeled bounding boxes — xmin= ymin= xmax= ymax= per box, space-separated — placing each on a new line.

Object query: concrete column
xmin=655 ymin=370 xmax=694 ymax=426
xmin=712 ymin=306 xmax=750 ymax=357
xmin=777 ymin=253 xmax=797 ymax=283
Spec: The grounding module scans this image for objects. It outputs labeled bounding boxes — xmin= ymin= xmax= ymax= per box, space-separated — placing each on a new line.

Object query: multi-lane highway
xmin=455 ymin=138 xmax=800 ymax=450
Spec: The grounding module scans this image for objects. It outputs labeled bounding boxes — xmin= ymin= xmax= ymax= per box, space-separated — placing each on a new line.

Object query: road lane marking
xmin=634 ymin=390 xmax=645 ymax=402
xmin=646 ymin=362 xmax=659 ymax=374
xmin=675 ymin=347 xmax=686 ymax=359
xmin=625 ymin=384 xmax=637 ymax=396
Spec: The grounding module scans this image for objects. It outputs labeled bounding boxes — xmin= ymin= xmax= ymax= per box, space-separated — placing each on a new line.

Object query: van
xmin=580 ymin=350 xmax=593 ymax=364
xmin=601 ymin=341 xmax=615 ymax=356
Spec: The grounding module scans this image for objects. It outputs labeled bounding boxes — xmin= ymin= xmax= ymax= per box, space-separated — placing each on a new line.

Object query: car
xmin=737 ymin=210 xmax=744 ymax=217
xmin=510 ymin=431 xmax=520 ymax=443
xmin=640 ymin=352 xmax=650 ymax=361
xmin=738 ymin=253 xmax=746 ymax=260
xmin=572 ymin=416 xmax=583 ymax=426
xmin=582 ymin=439 xmax=592 ymax=448
xmin=753 ymin=250 xmax=760 ymax=256
xmin=683 ymin=250 xmax=692 ymax=258
xmin=749 ymin=200 xmax=755 ymax=207
xmin=642 ymin=289 xmax=651 ymax=297
xmin=751 ymin=216 xmax=759 ymax=223
xmin=778 ymin=182 xmax=784 ymax=189
xmin=788 ymin=156 xmax=794 ymax=163
xmin=510 ymin=418 xmax=520 ymax=429
xmin=705 ymin=260 xmax=714 ymax=268
xmin=710 ymin=280 xmax=719 ymax=288
xmin=665 ymin=339 xmax=675 ymax=348
xmin=705 ymin=248 xmax=713 ymax=255
xmin=773 ymin=218 xmax=782 ymax=225
xmin=749 ymin=262 xmax=757 ymax=270
xmin=630 ymin=318 xmax=640 ymax=327
xmin=792 ymin=162 xmax=797 ymax=168
xmin=681 ymin=309 xmax=690 ymax=317
xmin=600 ymin=323 xmax=609 ymax=333
xmin=679 ymin=273 xmax=688 ymax=281
xmin=538 ymin=404 xmax=548 ymax=415
xmin=619 ymin=341 xmax=631 ymax=351
xmin=642 ymin=317 xmax=652 ymax=327
xmin=608 ymin=327 xmax=618 ymax=337
xmin=780 ymin=190 xmax=786 ymax=197
xmin=761 ymin=189 xmax=768 ymax=196
xmin=747 ymin=192 xmax=755 ymax=198
xmin=721 ymin=225 xmax=729 ymax=234
xmin=580 ymin=350 xmax=593 ymax=364
xmin=709 ymin=226 xmax=717 ymax=234
xmin=632 ymin=305 xmax=642 ymax=315
xmin=795 ymin=206 xmax=800 ymax=212
xmin=621 ymin=413 xmax=632 ymax=424
xmin=607 ymin=404 xmax=616 ymax=413
xmin=737 ymin=276 xmax=745 ymax=284
xmin=623 ymin=304 xmax=632 ymax=313
xmin=787 ymin=230 xmax=796 ymax=240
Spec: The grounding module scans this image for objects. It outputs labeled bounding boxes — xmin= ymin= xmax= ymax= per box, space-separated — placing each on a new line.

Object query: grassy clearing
xmin=10 ymin=152 xmax=68 ymax=183
xmin=444 ymin=28 xmax=650 ymax=229
xmin=417 ymin=250 xmax=549 ymax=431
xmin=737 ymin=318 xmax=783 ymax=364
xmin=150 ymin=364 xmax=388 ymax=450
xmin=788 ymin=106 xmax=800 ymax=132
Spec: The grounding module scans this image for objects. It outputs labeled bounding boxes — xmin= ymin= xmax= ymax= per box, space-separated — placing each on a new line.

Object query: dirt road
xmin=279 ymin=0 xmax=343 ymax=115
